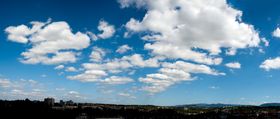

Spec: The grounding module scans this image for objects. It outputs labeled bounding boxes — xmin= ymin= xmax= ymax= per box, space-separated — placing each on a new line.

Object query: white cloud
xmin=65 ymin=66 xmax=78 ymax=72
xmin=59 ymin=92 xmax=87 ymax=102
xmin=21 ymin=51 xmax=79 ymax=65
xmin=68 ymin=91 xmax=79 ymax=95
xmin=90 ymin=47 xmax=106 ymax=62
xmin=225 ymin=62 xmax=241 ymax=69
xmin=0 ymin=78 xmax=11 ymax=88
xmin=68 ymin=54 xmax=159 ymax=83
xmin=162 ymin=61 xmax=224 ymax=75
xmin=101 ymin=76 xmax=134 ymax=85
xmin=68 ymin=72 xmax=133 ymax=84
xmin=0 ymin=77 xmax=88 ymax=101
xmin=97 ymin=20 xmax=115 ymax=39
xmin=5 ymin=20 xmax=90 ymax=65
xmin=260 ymin=28 xmax=280 ymax=71
xmin=261 ymin=38 xmax=269 ymax=47
xmin=54 ymin=65 xmax=64 ymax=70
xmin=68 ymin=69 xmax=108 ymax=82
xmin=0 ymin=78 xmax=47 ymax=100
xmin=123 ymin=0 xmax=262 ymax=65
xmin=139 ymin=61 xmax=224 ymax=93
xmin=88 ymin=54 xmax=159 ymax=71
xmin=67 ymin=91 xmax=81 ymax=98
xmin=5 ymin=20 xmax=50 ymax=43
xmin=125 ymin=18 xmax=145 ymax=32
xmin=117 ymin=0 xmax=268 ymax=93
xmin=118 ymin=92 xmax=136 ymax=99
xmin=116 ymin=44 xmax=133 ymax=54
xmin=273 ymin=27 xmax=280 ymax=38
xmin=144 ymin=43 xmax=223 ymax=65
xmin=260 ymin=57 xmax=280 ymax=71
xmin=117 ymin=0 xmax=147 ymax=9
xmin=89 ymin=20 xmax=116 ymax=40
xmin=5 ymin=25 xmax=34 ymax=43
xmin=121 ymin=54 xmax=160 ymax=68
xmin=225 ymin=48 xmax=237 ymax=56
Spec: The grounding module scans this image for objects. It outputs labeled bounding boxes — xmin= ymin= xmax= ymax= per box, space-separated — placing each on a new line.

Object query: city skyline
xmin=1 ymin=0 xmax=280 ymax=106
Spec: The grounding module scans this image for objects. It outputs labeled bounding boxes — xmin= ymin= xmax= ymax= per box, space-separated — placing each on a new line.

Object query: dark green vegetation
xmin=1 ymin=99 xmax=280 ymax=119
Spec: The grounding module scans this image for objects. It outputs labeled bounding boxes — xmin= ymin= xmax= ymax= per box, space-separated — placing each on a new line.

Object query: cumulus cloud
xmin=97 ymin=20 xmax=115 ymax=39
xmin=21 ymin=51 xmax=79 ymax=65
xmin=68 ymin=69 xmax=108 ymax=82
xmin=117 ymin=0 xmax=147 ymax=9
xmin=139 ymin=61 xmax=224 ymax=93
xmin=101 ymin=76 xmax=134 ymax=85
xmin=144 ymin=43 xmax=223 ymax=65
xmin=225 ymin=62 xmax=241 ymax=69
xmin=68 ymin=54 xmax=159 ymax=83
xmin=115 ymin=0 xmax=269 ymax=93
xmin=89 ymin=20 xmax=116 ymax=40
xmin=121 ymin=54 xmax=160 ymax=68
xmin=260 ymin=28 xmax=280 ymax=71
xmin=69 ymin=73 xmax=133 ymax=85
xmin=116 ymin=44 xmax=133 ymax=54
xmin=90 ymin=47 xmax=106 ymax=62
xmin=162 ymin=61 xmax=224 ymax=75
xmin=123 ymin=0 xmax=262 ymax=65
xmin=5 ymin=20 xmax=50 ymax=43
xmin=260 ymin=57 xmax=280 ymax=71
xmin=5 ymin=25 xmax=34 ymax=43
xmin=5 ymin=0 xmax=266 ymax=95
xmin=65 ymin=66 xmax=78 ymax=72
xmin=5 ymin=20 xmax=90 ymax=65
xmin=273 ymin=27 xmax=280 ymax=38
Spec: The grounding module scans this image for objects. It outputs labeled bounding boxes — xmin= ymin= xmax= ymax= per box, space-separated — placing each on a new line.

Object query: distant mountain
xmin=175 ymin=103 xmax=240 ymax=108
xmin=260 ymin=103 xmax=280 ymax=107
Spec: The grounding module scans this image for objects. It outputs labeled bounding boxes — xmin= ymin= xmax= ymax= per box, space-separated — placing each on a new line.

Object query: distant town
xmin=1 ymin=98 xmax=280 ymax=119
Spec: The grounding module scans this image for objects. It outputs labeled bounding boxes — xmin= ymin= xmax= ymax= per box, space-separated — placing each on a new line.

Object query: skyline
xmin=1 ymin=0 xmax=280 ymax=106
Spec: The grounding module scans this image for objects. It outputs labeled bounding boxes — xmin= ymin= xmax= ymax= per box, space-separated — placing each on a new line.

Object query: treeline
xmin=1 ymin=99 xmax=280 ymax=119
xmin=0 ymin=99 xmax=188 ymax=119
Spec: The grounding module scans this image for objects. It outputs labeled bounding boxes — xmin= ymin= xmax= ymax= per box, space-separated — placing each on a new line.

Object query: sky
xmin=1 ymin=0 xmax=280 ymax=106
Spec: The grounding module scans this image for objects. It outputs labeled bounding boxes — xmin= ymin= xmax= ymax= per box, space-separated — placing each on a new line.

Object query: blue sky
xmin=1 ymin=0 xmax=280 ymax=106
